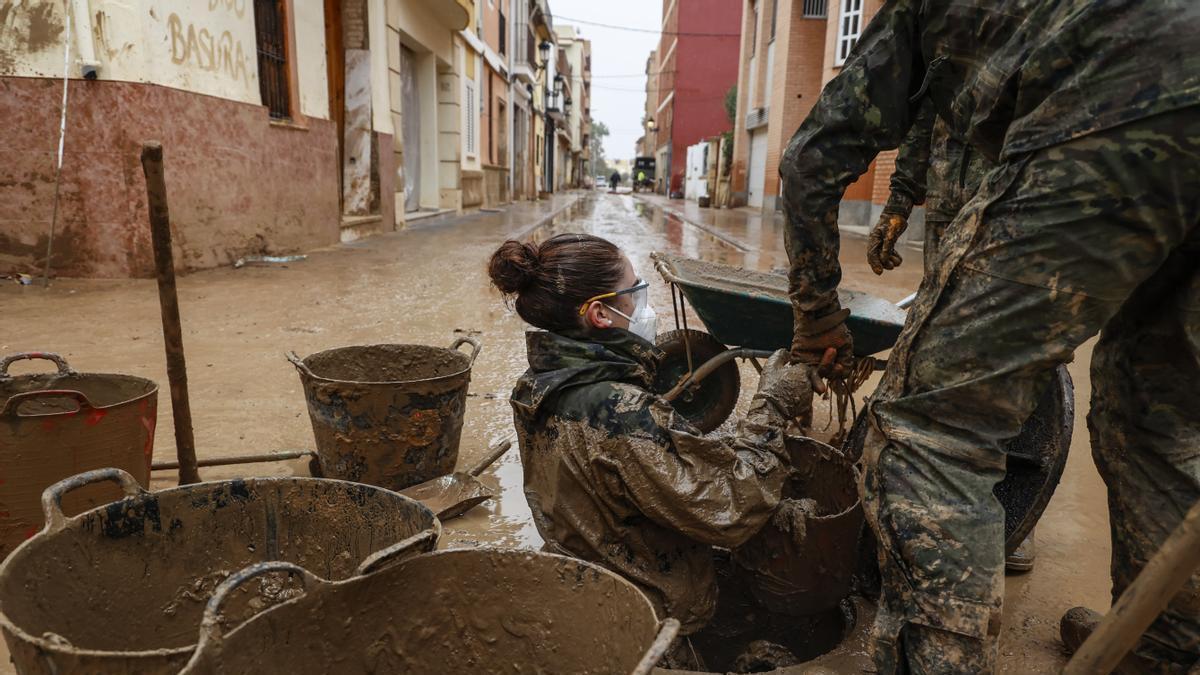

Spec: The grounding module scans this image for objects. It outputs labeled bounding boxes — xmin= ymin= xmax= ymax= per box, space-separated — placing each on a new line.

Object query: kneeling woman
xmin=488 ymin=233 xmax=811 ymax=635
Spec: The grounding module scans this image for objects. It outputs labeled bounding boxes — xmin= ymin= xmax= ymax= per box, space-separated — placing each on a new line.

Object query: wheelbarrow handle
xmin=355 ymin=527 xmax=440 ymax=576
xmin=1 ymin=388 xmax=95 ymax=418
xmin=0 ymin=351 xmax=77 ymax=379
xmin=41 ymin=468 xmax=146 ymax=533
xmin=629 ymin=618 xmax=681 ymax=675
xmin=449 ymin=335 xmax=483 ymax=366
xmin=193 ymin=561 xmax=320 ymax=657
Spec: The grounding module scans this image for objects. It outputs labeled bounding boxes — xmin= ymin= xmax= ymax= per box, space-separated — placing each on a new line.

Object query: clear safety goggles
xmin=577 ymin=279 xmax=649 ymax=316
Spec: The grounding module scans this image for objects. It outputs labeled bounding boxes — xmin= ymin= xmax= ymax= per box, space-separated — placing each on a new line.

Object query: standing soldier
xmin=780 ymin=0 xmax=1200 ymax=672
xmin=867 ymin=99 xmax=1038 ymax=574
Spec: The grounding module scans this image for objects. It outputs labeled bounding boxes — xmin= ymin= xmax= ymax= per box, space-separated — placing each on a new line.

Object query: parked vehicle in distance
xmin=632 ymin=157 xmax=656 ymax=192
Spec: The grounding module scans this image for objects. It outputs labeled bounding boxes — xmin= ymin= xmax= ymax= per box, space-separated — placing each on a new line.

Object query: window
xmin=465 ymin=81 xmax=477 ymax=156
xmin=254 ymin=0 xmax=290 ymax=118
xmin=835 ymin=0 xmax=862 ymax=66
xmin=749 ymin=1 xmax=758 ymax=51
xmin=499 ymin=12 xmax=507 ymax=56
xmin=803 ymin=0 xmax=827 ymax=17
xmin=769 ymin=0 xmax=778 ymax=40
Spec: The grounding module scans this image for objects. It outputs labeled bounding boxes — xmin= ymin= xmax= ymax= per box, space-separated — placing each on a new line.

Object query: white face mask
xmin=605 ymin=285 xmax=658 ymax=343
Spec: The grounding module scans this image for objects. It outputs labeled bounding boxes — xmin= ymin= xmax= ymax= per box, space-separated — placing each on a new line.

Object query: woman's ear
xmin=583 ymin=301 xmax=613 ymax=330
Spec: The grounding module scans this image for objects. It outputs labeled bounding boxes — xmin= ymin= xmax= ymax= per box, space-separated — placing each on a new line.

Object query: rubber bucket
xmin=0 ymin=468 xmax=439 ymax=675
xmin=733 ymin=436 xmax=863 ymax=616
xmin=289 ymin=337 xmax=481 ymax=491
xmin=182 ymin=547 xmax=679 ymax=675
xmin=0 ymin=351 xmax=157 ymax=558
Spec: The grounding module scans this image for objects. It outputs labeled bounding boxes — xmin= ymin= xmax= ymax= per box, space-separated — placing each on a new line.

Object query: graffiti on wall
xmin=167 ymin=0 xmax=253 ymax=85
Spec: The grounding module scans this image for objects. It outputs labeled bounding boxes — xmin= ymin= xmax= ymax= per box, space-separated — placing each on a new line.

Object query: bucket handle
xmin=285 ymin=351 xmax=316 ymax=379
xmin=354 ymin=527 xmax=439 ymax=576
xmin=1 ymin=389 xmax=95 ymax=418
xmin=41 ymin=468 xmax=147 ymax=533
xmin=0 ymin=351 xmax=77 ymax=380
xmin=449 ymin=335 xmax=483 ymax=366
xmin=191 ymin=561 xmax=320 ymax=662
xmin=630 ymin=618 xmax=681 ymax=675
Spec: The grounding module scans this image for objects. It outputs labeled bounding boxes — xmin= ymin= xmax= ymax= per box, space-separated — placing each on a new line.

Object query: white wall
xmin=0 ymin=0 xmax=332 ymax=120
xmin=294 ymin=1 xmax=330 ymax=119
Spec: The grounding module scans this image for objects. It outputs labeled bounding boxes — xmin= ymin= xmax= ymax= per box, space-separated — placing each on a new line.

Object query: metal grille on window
xmin=835 ymin=0 xmax=862 ymax=66
xmin=803 ymin=0 xmax=827 ymax=18
xmin=466 ymin=83 xmax=477 ymax=155
xmin=254 ymin=0 xmax=290 ymax=119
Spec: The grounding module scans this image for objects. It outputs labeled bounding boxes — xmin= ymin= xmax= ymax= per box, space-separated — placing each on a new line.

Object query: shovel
xmin=400 ymin=437 xmax=514 ymax=521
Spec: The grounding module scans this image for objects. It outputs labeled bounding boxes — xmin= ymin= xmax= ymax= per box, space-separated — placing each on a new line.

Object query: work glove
xmin=755 ymin=349 xmax=815 ymax=426
xmin=867 ymin=211 xmax=909 ymax=275
xmin=791 ymin=307 xmax=854 ymax=387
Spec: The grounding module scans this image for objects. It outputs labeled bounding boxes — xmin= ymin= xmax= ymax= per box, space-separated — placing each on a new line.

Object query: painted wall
xmin=667 ymin=0 xmax=741 ymax=194
xmin=0 ymin=0 xmax=333 ymax=119
xmin=0 ymin=77 xmax=339 ymax=277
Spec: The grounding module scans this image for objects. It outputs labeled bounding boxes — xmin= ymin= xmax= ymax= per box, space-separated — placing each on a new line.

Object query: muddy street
xmin=2 ymin=191 xmax=1110 ymax=672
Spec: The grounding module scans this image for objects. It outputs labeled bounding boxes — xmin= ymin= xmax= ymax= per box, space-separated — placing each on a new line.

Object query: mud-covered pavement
xmin=2 ymin=192 xmax=1110 ymax=672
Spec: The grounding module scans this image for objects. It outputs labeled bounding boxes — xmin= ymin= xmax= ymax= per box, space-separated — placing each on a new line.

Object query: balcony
xmin=418 ymin=0 xmax=472 ymax=30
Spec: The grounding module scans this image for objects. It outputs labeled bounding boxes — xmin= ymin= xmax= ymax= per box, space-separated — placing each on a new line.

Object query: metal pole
xmin=41 ymin=6 xmax=72 ymax=288
xmin=1064 ymin=497 xmax=1200 ymax=674
xmin=151 ymin=450 xmax=314 ymax=472
xmin=141 ymin=142 xmax=201 ymax=485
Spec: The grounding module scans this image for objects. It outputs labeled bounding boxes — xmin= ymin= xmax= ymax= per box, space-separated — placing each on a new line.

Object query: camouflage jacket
xmin=782 ymin=0 xmax=1200 ymax=320
xmin=510 ymin=329 xmax=789 ymax=633
xmin=886 ymin=98 xmax=994 ymax=224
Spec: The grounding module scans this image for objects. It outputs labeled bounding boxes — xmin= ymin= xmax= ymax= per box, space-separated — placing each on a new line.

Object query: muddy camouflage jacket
xmin=781 ymin=0 xmax=1200 ymax=320
xmin=510 ymin=329 xmax=789 ymax=633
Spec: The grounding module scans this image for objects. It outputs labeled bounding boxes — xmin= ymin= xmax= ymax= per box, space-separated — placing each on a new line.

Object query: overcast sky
xmin=551 ymin=0 xmax=661 ymax=163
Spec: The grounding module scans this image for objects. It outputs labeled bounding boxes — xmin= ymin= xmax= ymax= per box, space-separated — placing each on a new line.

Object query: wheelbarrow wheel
xmin=842 ymin=364 xmax=1074 ymax=556
xmin=653 ymin=329 xmax=741 ymax=434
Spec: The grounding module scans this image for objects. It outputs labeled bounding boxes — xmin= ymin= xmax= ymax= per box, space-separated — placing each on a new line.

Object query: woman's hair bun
xmin=488 ymin=239 xmax=540 ymax=295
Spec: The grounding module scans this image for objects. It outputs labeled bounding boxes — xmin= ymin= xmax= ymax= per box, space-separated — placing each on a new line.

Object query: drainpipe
xmin=70 ymin=0 xmax=100 ymax=78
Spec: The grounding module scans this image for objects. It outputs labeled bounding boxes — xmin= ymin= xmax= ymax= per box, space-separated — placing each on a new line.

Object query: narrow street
xmin=3 ymin=191 xmax=1110 ymax=672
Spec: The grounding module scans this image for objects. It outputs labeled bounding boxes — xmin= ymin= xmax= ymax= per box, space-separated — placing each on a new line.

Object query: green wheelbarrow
xmin=649 ymin=252 xmax=906 ymax=433
xmin=650 ymin=252 xmax=1073 ymax=556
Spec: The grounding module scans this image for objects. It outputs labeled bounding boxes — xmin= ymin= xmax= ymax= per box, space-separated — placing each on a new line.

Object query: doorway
xmin=400 ymin=44 xmax=421 ymax=213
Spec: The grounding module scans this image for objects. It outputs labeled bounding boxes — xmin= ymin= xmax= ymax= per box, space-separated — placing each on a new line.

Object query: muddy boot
xmin=1005 ymin=527 xmax=1036 ymax=574
xmin=1060 ymin=607 xmax=1167 ymax=674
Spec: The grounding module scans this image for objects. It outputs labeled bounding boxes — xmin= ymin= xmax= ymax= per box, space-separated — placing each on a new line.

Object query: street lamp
xmin=645 ymin=116 xmax=657 ymax=132
xmin=539 ymin=40 xmax=552 ymax=61
xmin=563 ymin=96 xmax=572 ymax=116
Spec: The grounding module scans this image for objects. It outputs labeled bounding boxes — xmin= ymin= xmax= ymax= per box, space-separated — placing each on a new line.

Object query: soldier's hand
xmin=791 ymin=308 xmax=854 ymax=387
xmin=867 ymin=212 xmax=908 ymax=275
xmin=757 ymin=349 xmax=815 ymax=424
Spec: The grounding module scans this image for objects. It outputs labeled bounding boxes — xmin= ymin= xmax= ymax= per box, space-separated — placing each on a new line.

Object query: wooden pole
xmin=1063 ymin=497 xmax=1200 ymax=674
xmin=141 ymin=142 xmax=201 ymax=485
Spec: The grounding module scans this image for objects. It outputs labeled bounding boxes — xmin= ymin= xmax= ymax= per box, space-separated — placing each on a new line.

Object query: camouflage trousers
xmin=861 ymin=107 xmax=1200 ymax=674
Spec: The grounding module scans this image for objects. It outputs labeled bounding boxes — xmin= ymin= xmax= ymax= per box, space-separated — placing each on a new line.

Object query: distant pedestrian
xmin=609 ymin=171 xmax=621 ymax=191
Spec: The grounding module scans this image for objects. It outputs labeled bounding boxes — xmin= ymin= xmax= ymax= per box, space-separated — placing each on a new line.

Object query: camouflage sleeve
xmin=596 ymin=384 xmax=789 ymax=549
xmin=779 ymin=0 xmax=923 ymax=321
xmin=884 ymin=98 xmax=937 ymax=217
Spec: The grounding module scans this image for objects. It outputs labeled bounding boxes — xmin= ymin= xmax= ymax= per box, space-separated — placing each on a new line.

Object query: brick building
xmin=731 ymin=0 xmax=913 ymax=230
xmin=649 ymin=0 xmax=742 ymax=197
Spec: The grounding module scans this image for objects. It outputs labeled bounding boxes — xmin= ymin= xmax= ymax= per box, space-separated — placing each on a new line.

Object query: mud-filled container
xmin=289 ymin=337 xmax=481 ymax=491
xmin=182 ymin=547 xmax=679 ymax=675
xmin=0 ymin=468 xmax=439 ymax=675
xmin=0 ymin=351 xmax=157 ymax=558
xmin=733 ymin=436 xmax=863 ymax=617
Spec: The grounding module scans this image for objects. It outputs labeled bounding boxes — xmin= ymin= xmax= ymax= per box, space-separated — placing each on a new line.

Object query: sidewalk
xmin=631 ymin=192 xmax=921 ymax=254
xmin=628 ymin=191 xmax=920 ymax=306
